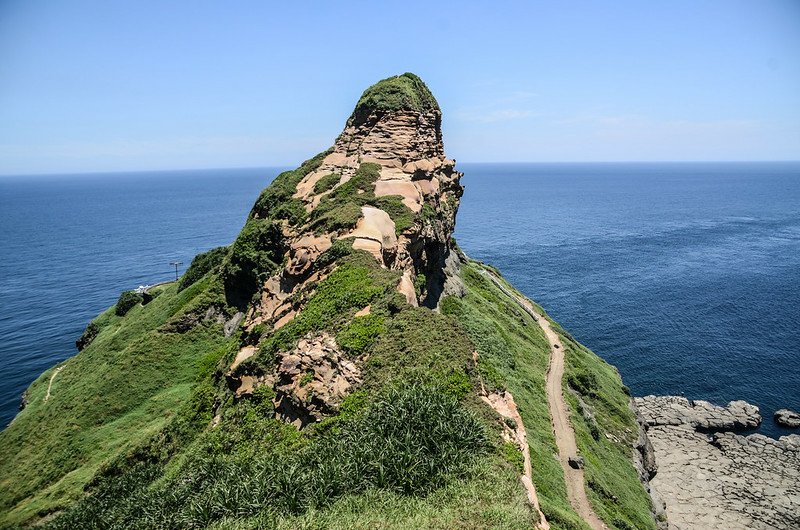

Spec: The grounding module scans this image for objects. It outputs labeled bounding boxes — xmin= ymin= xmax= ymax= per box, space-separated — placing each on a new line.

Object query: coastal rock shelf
xmin=636 ymin=396 xmax=800 ymax=530
xmin=636 ymin=395 xmax=762 ymax=431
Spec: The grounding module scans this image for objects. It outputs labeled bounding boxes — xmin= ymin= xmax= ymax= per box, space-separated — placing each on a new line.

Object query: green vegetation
xmin=313 ymin=172 xmax=342 ymax=194
xmin=561 ymin=335 xmax=656 ymax=530
xmin=75 ymin=321 xmax=99 ymax=351
xmin=179 ymin=246 xmax=228 ymax=292
xmin=444 ymin=260 xmax=656 ymax=530
xmin=0 ymin=277 xmax=235 ymax=526
xmin=250 ymin=149 xmax=331 ymax=222
xmin=0 ymin=76 xmax=657 ymax=529
xmin=253 ymin=252 xmax=400 ymax=363
xmin=309 ymin=162 xmax=416 ymax=235
xmin=336 ymin=314 xmax=385 ymax=356
xmin=442 ymin=262 xmax=590 ymax=530
xmin=115 ymin=290 xmax=143 ymax=316
xmin=43 ymin=385 xmax=493 ymax=529
xmin=222 ymin=218 xmax=285 ymax=307
xmin=364 ymin=308 xmax=476 ymax=395
xmin=350 ymin=73 xmax=439 ymax=126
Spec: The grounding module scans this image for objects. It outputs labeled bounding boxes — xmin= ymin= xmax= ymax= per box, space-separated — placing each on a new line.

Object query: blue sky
xmin=1 ymin=0 xmax=799 ymax=174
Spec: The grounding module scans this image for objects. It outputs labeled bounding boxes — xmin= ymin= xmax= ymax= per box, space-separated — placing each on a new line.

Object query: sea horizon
xmin=1 ymin=161 xmax=798 ymax=437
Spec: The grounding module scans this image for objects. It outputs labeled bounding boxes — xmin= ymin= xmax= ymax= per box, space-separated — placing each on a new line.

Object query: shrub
xmin=567 ymin=369 xmax=599 ymax=398
xmin=178 ymin=246 xmax=228 ymax=292
xmin=350 ymin=73 xmax=439 ymax=126
xmin=249 ymin=149 xmax=331 ymax=221
xmin=75 ymin=321 xmax=99 ymax=351
xmin=336 ymin=314 xmax=385 ymax=356
xmin=115 ymin=290 xmax=143 ymax=316
xmin=500 ymin=441 xmax=524 ymax=474
xmin=222 ymin=218 xmax=285 ymax=308
xmin=313 ymin=173 xmax=342 ymax=194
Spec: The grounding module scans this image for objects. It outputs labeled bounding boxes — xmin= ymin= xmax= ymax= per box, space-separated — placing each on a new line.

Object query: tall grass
xmin=45 ymin=385 xmax=488 ymax=529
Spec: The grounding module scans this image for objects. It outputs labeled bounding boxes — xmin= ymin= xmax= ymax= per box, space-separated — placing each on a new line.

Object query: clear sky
xmin=1 ymin=0 xmax=799 ymax=174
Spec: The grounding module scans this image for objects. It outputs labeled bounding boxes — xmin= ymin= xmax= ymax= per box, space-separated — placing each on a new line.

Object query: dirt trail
xmin=44 ymin=366 xmax=64 ymax=403
xmin=479 ymin=269 xmax=607 ymax=530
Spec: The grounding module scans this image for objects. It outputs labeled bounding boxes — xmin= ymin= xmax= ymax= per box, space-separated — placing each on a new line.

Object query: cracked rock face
xmin=636 ymin=394 xmax=761 ymax=431
xmin=636 ymin=395 xmax=800 ymax=530
xmin=273 ymin=333 xmax=361 ymax=428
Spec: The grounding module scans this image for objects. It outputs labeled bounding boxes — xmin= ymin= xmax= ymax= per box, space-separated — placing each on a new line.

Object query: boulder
xmin=774 ymin=409 xmax=800 ymax=428
xmin=568 ymin=456 xmax=585 ymax=469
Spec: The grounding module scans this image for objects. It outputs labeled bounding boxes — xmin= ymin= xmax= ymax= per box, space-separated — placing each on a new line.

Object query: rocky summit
xmin=4 ymin=73 xmax=793 ymax=530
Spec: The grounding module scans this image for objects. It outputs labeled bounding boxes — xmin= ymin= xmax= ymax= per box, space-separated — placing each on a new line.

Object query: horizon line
xmin=2 ymin=159 xmax=800 ymax=178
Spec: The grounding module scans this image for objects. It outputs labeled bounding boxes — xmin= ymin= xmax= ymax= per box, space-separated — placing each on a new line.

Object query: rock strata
xmin=636 ymin=395 xmax=800 ymax=530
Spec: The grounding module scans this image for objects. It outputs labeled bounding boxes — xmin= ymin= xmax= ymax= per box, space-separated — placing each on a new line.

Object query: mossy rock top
xmin=349 ymin=73 xmax=440 ymax=126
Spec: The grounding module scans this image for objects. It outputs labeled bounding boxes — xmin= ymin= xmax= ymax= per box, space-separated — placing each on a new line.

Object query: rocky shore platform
xmin=635 ymin=395 xmax=800 ymax=530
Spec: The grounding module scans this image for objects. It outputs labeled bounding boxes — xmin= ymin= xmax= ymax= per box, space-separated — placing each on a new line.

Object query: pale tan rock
xmin=354 ymin=305 xmax=371 ymax=317
xmin=230 ymin=345 xmax=257 ymax=371
xmin=352 ymin=238 xmax=384 ymax=262
xmin=374 ymin=179 xmax=423 ymax=212
xmin=273 ymin=310 xmax=296 ymax=330
xmin=287 ymin=234 xmax=332 ymax=276
xmin=235 ymin=375 xmax=257 ymax=397
xmin=397 ymin=270 xmax=418 ymax=307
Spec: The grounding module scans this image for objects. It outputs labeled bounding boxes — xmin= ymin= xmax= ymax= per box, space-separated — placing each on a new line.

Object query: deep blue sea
xmin=1 ymin=163 xmax=798 ymax=437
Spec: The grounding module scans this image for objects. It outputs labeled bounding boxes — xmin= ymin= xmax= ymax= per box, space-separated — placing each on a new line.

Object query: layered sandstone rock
xmin=230 ymin=74 xmax=465 ymax=425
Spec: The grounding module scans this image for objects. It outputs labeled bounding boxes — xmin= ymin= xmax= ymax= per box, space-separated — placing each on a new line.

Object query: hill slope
xmin=0 ymin=73 xmax=661 ymax=530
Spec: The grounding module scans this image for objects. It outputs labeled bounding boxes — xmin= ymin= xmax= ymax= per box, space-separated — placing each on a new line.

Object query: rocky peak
xmin=336 ymin=73 xmax=444 ymax=164
xmin=226 ymin=74 xmax=465 ymax=424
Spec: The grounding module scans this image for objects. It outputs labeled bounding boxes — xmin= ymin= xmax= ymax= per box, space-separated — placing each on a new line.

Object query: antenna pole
xmin=170 ymin=261 xmax=183 ymax=282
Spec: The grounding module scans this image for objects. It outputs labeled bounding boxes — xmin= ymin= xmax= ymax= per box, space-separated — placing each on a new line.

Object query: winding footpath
xmin=479 ymin=268 xmax=607 ymax=530
xmin=44 ymin=366 xmax=64 ymax=403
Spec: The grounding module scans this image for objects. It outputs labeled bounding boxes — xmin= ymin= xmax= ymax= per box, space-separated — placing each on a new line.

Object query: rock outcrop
xmin=230 ymin=73 xmax=464 ymax=425
xmin=636 ymin=395 xmax=800 ymax=530
xmin=775 ymin=408 xmax=800 ymax=428
xmin=636 ymin=394 xmax=761 ymax=431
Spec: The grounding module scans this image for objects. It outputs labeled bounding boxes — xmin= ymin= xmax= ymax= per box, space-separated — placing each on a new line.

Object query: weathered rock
xmin=774 ymin=408 xmax=800 ymax=428
xmin=636 ymin=395 xmax=761 ymax=431
xmin=223 ymin=312 xmax=244 ymax=338
xmin=636 ymin=395 xmax=800 ymax=529
xmin=272 ymin=332 xmax=362 ymax=428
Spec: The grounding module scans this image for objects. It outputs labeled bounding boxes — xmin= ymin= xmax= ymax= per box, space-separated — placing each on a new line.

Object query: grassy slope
xmin=0 ymin=278 xmax=235 ymax=527
xmin=443 ymin=260 xmax=655 ymax=530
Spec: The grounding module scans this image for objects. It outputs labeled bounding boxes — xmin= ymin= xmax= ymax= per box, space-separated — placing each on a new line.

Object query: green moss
xmin=350 ymin=73 xmax=439 ymax=126
xmin=179 ymin=246 xmax=228 ymax=292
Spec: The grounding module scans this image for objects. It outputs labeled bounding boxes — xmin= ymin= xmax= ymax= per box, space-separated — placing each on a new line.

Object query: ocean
xmin=1 ymin=162 xmax=798 ymax=437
